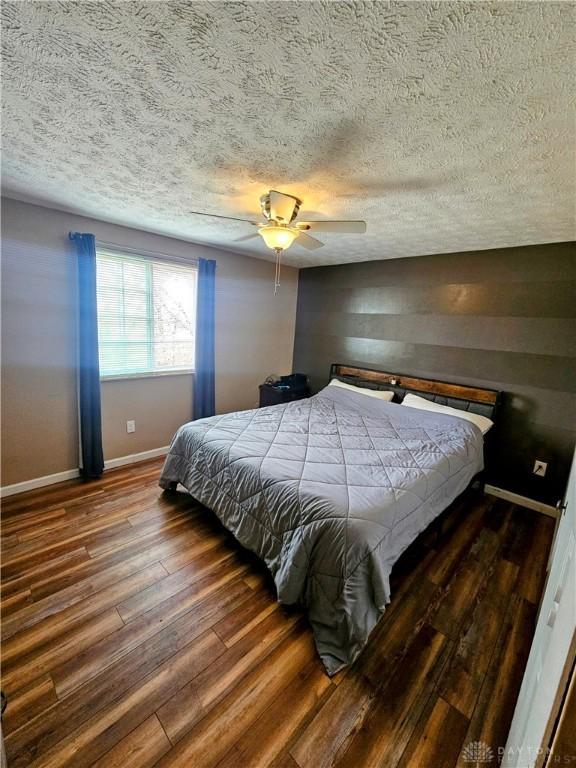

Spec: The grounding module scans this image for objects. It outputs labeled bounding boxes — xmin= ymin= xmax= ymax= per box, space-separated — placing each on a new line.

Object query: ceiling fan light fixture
xmin=258 ymin=224 xmax=299 ymax=251
xmin=187 ymin=190 xmax=366 ymax=292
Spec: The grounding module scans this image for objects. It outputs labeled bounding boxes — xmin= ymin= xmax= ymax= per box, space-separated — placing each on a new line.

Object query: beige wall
xmin=100 ymin=376 xmax=195 ymax=460
xmin=1 ymin=198 xmax=298 ymax=486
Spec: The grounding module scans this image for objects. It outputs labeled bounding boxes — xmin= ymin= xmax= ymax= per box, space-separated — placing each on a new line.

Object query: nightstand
xmin=258 ymin=383 xmax=311 ymax=408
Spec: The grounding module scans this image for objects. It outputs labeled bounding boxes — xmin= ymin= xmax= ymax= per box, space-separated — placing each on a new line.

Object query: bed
xmin=159 ymin=364 xmax=500 ymax=675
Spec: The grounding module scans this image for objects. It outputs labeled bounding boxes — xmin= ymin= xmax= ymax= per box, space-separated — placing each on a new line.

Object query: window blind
xmin=95 ymin=248 xmax=197 ymax=377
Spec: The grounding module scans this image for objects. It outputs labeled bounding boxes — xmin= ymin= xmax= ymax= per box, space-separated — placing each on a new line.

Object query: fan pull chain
xmin=274 ymin=248 xmax=282 ymax=294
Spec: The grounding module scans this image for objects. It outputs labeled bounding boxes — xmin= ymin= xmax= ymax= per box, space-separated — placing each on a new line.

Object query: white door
xmin=503 ymin=450 xmax=576 ymax=768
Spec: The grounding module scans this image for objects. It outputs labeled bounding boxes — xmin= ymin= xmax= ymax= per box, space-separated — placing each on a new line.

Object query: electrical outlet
xmin=533 ymin=460 xmax=547 ymax=477
xmin=126 ymin=420 xmax=136 ymax=434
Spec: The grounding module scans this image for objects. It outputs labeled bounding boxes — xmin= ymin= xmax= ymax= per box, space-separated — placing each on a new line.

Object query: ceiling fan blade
xmin=234 ymin=232 xmax=260 ymax=243
xmin=296 ymin=220 xmax=367 ymax=234
xmin=295 ymin=232 xmax=324 ymax=251
xmin=268 ymin=190 xmax=299 ymax=223
xmin=189 ymin=210 xmax=259 ymax=225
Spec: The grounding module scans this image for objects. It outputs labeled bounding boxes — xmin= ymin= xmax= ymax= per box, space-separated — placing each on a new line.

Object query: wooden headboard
xmin=330 ymin=363 xmax=500 ymax=409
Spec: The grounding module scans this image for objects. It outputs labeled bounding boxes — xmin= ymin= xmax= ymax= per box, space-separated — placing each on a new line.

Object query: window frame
xmin=95 ymin=243 xmax=198 ymax=381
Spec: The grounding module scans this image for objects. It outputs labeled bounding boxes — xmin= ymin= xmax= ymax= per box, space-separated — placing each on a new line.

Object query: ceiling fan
xmin=189 ymin=190 xmax=367 ymax=292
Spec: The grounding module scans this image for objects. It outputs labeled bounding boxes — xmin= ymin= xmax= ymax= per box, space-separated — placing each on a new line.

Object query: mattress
xmin=159 ymin=384 xmax=484 ymax=674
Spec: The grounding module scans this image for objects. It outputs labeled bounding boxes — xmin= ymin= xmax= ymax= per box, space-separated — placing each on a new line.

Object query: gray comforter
xmin=159 ymin=385 xmax=483 ymax=674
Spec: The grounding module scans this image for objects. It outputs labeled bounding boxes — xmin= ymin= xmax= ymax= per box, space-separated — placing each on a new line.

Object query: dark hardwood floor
xmin=1 ymin=458 xmax=555 ymax=768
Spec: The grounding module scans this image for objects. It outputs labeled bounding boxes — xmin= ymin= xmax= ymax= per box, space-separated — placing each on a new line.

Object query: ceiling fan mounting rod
xmin=260 ymin=190 xmax=302 ymax=223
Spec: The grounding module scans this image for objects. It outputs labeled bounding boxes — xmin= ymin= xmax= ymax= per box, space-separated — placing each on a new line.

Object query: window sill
xmin=101 ymin=369 xmax=195 ymax=382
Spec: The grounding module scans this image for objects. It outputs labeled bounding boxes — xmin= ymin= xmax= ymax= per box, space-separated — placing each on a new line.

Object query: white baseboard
xmin=1 ymin=457 xmax=558 ymax=519
xmin=0 ymin=469 xmax=81 ymax=498
xmin=485 ymin=484 xmax=558 ymax=518
xmin=0 ymin=446 xmax=169 ymax=498
xmin=103 ymin=446 xmax=169 ymax=470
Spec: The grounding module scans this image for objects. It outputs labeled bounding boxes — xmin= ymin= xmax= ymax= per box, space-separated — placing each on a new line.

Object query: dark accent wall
xmin=293 ymin=242 xmax=576 ymax=505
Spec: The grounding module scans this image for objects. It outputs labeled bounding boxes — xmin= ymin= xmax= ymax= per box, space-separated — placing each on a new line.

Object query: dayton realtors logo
xmin=461 ymin=741 xmax=495 ymax=764
xmin=461 ymin=740 xmax=576 ymax=766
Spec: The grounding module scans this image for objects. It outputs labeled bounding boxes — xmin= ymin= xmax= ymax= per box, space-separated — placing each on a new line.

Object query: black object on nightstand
xmin=259 ymin=374 xmax=311 ymax=407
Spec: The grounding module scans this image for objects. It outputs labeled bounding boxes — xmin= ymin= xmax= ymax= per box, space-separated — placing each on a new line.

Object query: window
xmin=96 ymin=248 xmax=197 ymax=378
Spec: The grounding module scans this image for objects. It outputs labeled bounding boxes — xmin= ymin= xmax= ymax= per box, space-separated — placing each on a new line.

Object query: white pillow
xmin=401 ymin=393 xmax=493 ymax=435
xmin=329 ymin=378 xmax=394 ymax=402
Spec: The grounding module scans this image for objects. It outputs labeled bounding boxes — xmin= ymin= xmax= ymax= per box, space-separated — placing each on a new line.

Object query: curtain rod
xmin=95 ymin=239 xmax=205 ymax=268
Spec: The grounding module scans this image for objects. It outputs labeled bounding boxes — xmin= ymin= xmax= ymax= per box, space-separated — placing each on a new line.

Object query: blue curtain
xmin=69 ymin=232 xmax=104 ymax=478
xmin=193 ymin=258 xmax=216 ymax=419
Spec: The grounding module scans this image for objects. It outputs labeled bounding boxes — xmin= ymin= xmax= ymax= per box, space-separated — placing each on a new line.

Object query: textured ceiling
xmin=2 ymin=1 xmax=574 ymax=267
